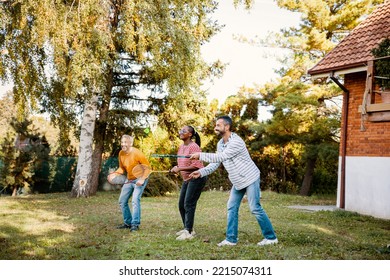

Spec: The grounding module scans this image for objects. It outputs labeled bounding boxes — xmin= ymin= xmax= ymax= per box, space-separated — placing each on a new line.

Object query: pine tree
xmin=0 ymin=118 xmax=50 ymax=196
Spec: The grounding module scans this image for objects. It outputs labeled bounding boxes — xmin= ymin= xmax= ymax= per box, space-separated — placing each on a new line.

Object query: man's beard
xmin=215 ymin=130 xmax=223 ymax=137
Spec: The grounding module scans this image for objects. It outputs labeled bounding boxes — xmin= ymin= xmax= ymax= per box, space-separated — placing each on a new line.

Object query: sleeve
xmin=199 ymin=162 xmax=220 ymax=177
xmin=115 ymin=152 xmax=125 ymax=174
xmin=198 ymin=142 xmax=221 ymax=177
xmin=137 ymin=150 xmax=150 ymax=167
xmin=199 ymin=137 xmax=244 ymax=163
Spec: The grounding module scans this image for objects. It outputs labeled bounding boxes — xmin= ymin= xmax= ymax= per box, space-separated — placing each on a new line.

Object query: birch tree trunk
xmin=71 ymin=95 xmax=98 ymax=198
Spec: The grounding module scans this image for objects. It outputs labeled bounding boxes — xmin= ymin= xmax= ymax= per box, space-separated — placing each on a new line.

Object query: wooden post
xmin=367 ymin=60 xmax=375 ymax=104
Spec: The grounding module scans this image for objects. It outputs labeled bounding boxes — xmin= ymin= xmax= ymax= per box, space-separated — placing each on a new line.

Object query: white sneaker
xmin=176 ymin=230 xmax=194 ymax=240
xmin=257 ymin=238 xmax=278 ymax=246
xmin=217 ymin=239 xmax=237 ymax=247
xmin=176 ymin=229 xmax=196 ymax=236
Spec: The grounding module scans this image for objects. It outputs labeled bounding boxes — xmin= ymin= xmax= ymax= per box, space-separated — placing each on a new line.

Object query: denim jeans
xmin=118 ymin=178 xmax=148 ymax=226
xmin=178 ymin=176 xmax=207 ymax=233
xmin=226 ymin=177 xmax=277 ymax=243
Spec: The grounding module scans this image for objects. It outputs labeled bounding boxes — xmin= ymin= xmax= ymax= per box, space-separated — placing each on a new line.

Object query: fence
xmin=0 ymin=157 xmax=119 ymax=194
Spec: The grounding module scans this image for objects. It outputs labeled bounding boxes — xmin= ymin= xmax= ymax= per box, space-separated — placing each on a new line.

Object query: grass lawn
xmin=0 ymin=190 xmax=389 ymax=260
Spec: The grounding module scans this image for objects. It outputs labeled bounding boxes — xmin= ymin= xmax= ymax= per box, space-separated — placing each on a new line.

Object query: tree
xmin=261 ymin=81 xmax=341 ymax=195
xmin=232 ymin=0 xmax=385 ymax=195
xmin=0 ymin=118 xmax=50 ymax=196
xmin=267 ymin=0 xmax=385 ymax=195
xmin=71 ymin=94 xmax=98 ymax=197
xmin=0 ymin=92 xmax=64 ymax=155
xmin=274 ymin=0 xmax=384 ymax=61
xmin=0 ymin=1 xmax=222 ymax=197
xmin=0 ymin=92 xmax=15 ymax=138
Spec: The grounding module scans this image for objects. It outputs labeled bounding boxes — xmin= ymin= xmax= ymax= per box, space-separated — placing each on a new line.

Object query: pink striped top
xmin=177 ymin=141 xmax=204 ymax=181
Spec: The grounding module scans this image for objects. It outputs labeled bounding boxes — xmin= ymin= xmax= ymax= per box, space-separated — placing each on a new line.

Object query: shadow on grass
xmin=1 ymin=191 xmax=389 ymax=260
xmin=0 ymin=224 xmax=72 ymax=259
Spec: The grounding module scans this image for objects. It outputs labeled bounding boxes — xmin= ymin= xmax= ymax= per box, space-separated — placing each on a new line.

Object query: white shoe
xmin=176 ymin=230 xmax=194 ymax=240
xmin=257 ymin=238 xmax=278 ymax=246
xmin=176 ymin=229 xmax=195 ymax=236
xmin=217 ymin=239 xmax=237 ymax=247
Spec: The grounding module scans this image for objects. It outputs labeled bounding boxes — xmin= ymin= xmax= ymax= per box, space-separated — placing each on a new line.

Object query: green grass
xmin=0 ymin=190 xmax=389 ymax=260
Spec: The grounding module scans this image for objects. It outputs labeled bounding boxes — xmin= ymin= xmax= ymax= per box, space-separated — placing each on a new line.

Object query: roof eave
xmin=308 ymin=64 xmax=368 ymax=79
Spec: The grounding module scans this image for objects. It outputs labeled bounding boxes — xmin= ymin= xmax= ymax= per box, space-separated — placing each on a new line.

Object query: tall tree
xmin=71 ymin=94 xmax=98 ymax=197
xmin=0 ymin=118 xmax=50 ymax=196
xmin=260 ymin=80 xmax=341 ymax=194
xmin=0 ymin=92 xmax=16 ymax=138
xmin=232 ymin=0 xmax=384 ymax=195
xmin=264 ymin=0 xmax=385 ymax=195
xmin=273 ymin=0 xmax=385 ymax=195
xmin=0 ymin=0 xmax=222 ymax=197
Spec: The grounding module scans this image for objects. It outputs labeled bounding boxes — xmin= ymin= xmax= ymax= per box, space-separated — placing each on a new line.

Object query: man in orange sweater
xmin=108 ymin=134 xmax=150 ymax=231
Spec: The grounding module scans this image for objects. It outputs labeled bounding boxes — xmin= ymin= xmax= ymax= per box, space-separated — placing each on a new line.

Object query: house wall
xmin=337 ymin=156 xmax=390 ymax=219
xmin=343 ymin=72 xmax=390 ymax=156
xmin=337 ymin=71 xmax=390 ymax=219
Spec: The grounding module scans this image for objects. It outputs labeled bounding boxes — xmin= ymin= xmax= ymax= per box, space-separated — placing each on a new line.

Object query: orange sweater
xmin=115 ymin=148 xmax=150 ymax=180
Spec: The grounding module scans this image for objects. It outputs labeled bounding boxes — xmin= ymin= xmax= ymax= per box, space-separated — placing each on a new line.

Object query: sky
xmin=0 ymin=1 xmax=301 ymax=103
xmin=201 ymin=0 xmax=301 ymax=104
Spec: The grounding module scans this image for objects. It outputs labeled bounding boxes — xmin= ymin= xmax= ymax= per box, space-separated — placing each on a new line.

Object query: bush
xmin=49 ymin=157 xmax=77 ymax=192
xmin=310 ymin=168 xmax=337 ymax=195
xmin=143 ymin=173 xmax=178 ymax=197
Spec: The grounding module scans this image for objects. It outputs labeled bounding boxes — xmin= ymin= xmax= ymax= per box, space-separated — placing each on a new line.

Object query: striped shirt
xmin=177 ymin=141 xmax=204 ymax=181
xmin=198 ymin=133 xmax=260 ymax=190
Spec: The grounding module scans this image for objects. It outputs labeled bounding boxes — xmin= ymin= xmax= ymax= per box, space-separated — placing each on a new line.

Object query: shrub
xmin=143 ymin=173 xmax=178 ymax=197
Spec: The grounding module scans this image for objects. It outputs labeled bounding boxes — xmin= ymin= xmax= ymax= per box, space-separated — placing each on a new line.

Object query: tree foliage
xmin=224 ymin=0 xmax=384 ymax=195
xmin=1 ymin=0 xmax=223 ymax=197
xmin=263 ymin=0 xmax=385 ymax=195
xmin=0 ymin=118 xmax=50 ymax=196
xmin=0 ymin=91 xmax=16 ymax=138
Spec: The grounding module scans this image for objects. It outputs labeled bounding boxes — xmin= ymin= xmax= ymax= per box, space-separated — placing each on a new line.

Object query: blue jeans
xmin=118 ymin=178 xmax=148 ymax=226
xmin=226 ymin=177 xmax=276 ymax=243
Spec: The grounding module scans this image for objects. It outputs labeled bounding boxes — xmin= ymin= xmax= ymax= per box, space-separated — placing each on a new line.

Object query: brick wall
xmin=342 ymin=72 xmax=390 ymax=156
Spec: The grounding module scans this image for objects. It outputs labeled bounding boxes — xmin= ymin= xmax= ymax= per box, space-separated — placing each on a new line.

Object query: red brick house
xmin=308 ymin=1 xmax=390 ymax=219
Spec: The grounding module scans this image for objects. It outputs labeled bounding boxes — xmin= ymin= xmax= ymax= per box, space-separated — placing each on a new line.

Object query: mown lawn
xmin=0 ymin=190 xmax=389 ymax=260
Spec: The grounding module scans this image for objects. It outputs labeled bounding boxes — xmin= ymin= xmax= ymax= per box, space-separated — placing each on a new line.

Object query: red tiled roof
xmin=308 ymin=1 xmax=390 ymax=75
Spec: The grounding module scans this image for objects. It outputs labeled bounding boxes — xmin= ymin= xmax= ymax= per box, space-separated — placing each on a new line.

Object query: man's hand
xmin=189 ymin=152 xmax=200 ymax=160
xmin=107 ymin=173 xmax=115 ymax=182
xmin=107 ymin=172 xmax=119 ymax=182
xmin=188 ymin=170 xmax=201 ymax=179
xmin=136 ymin=178 xmax=145 ymax=187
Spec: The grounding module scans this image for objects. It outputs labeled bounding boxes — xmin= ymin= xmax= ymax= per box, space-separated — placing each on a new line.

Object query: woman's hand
xmin=170 ymin=166 xmax=180 ymax=174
